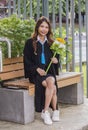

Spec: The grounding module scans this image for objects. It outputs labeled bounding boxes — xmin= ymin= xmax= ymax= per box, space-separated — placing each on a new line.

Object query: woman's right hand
xmin=36 ymin=68 xmax=46 ymax=76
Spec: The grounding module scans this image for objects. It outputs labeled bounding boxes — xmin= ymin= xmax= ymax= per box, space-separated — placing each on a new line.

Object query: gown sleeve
xmin=23 ymin=38 xmax=38 ymax=79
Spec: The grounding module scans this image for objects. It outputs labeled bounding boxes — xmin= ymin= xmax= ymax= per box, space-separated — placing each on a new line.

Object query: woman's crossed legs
xmin=42 ymin=76 xmax=57 ymax=111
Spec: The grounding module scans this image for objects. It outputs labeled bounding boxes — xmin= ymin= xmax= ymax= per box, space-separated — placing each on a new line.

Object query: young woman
xmin=23 ymin=16 xmax=60 ymax=125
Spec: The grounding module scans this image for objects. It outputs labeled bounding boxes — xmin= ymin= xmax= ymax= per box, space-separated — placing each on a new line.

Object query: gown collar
xmin=37 ymin=35 xmax=47 ymax=44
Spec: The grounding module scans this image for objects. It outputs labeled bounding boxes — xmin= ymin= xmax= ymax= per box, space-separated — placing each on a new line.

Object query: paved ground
xmin=0 ymin=97 xmax=88 ymax=130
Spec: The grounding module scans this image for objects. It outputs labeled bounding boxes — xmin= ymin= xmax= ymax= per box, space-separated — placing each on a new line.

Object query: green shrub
xmin=0 ymin=14 xmax=35 ymax=57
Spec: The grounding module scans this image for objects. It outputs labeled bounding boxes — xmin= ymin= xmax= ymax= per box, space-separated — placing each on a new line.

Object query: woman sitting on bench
xmin=23 ymin=16 xmax=60 ymax=125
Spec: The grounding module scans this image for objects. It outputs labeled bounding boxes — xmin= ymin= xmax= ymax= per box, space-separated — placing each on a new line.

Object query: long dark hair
xmin=32 ymin=16 xmax=54 ymax=53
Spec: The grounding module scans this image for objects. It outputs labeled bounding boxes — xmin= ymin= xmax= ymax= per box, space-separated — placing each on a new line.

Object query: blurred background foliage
xmin=0 ymin=14 xmax=35 ymax=57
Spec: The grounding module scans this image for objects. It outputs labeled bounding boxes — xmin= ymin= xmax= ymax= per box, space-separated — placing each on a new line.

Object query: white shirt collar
xmin=37 ymin=36 xmax=47 ymax=44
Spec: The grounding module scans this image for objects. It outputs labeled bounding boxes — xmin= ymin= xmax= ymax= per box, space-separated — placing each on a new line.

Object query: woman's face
xmin=38 ymin=21 xmax=49 ymax=37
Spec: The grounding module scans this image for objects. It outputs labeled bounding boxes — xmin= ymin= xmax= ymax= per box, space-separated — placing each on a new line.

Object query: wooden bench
xmin=0 ymin=56 xmax=84 ymax=124
xmin=0 ymin=56 xmax=84 ymax=101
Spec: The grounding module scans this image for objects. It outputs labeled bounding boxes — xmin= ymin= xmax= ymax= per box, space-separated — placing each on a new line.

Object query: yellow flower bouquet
xmin=46 ymin=38 xmax=66 ymax=73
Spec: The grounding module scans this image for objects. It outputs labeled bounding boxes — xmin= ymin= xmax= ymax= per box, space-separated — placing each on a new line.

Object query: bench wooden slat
xmin=56 ymin=72 xmax=82 ymax=80
xmin=57 ymin=75 xmax=81 ymax=88
xmin=4 ymin=79 xmax=35 ymax=95
xmin=3 ymin=56 xmax=23 ymax=65
xmin=1 ymin=63 xmax=24 ymax=73
xmin=4 ymin=79 xmax=34 ymax=89
xmin=0 ymin=70 xmax=24 ymax=80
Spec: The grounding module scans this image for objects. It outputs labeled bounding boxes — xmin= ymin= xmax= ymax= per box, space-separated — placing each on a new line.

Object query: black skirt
xmin=36 ymin=74 xmax=54 ymax=84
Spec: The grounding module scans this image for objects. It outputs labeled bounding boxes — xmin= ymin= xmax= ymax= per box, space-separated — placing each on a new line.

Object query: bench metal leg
xmin=58 ymin=76 xmax=84 ymax=104
xmin=0 ymin=88 xmax=35 ymax=124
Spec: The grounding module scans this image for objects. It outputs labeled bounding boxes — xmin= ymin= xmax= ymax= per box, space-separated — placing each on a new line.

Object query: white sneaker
xmin=41 ymin=110 xmax=52 ymax=125
xmin=52 ymin=110 xmax=60 ymax=122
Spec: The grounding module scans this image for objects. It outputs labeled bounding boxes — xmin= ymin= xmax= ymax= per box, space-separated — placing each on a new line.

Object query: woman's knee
xmin=46 ymin=76 xmax=55 ymax=84
xmin=46 ymin=76 xmax=55 ymax=89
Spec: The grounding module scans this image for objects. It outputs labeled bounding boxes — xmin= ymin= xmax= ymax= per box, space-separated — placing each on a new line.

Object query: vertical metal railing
xmin=0 ymin=47 xmax=2 ymax=72
xmin=85 ymin=0 xmax=88 ymax=98
xmin=18 ymin=0 xmax=21 ymax=18
xmin=52 ymin=0 xmax=55 ymax=31
xmin=66 ymin=0 xmax=69 ymax=71
xmin=42 ymin=0 xmax=48 ymax=17
xmin=78 ymin=0 xmax=82 ymax=72
xmin=59 ymin=0 xmax=62 ymax=37
xmin=23 ymin=0 xmax=26 ymax=19
xmin=37 ymin=0 xmax=40 ymax=20
xmin=8 ymin=0 xmax=11 ymax=16
xmin=30 ymin=0 xmax=32 ymax=18
xmin=13 ymin=0 xmax=16 ymax=13
xmin=71 ymin=0 xmax=75 ymax=71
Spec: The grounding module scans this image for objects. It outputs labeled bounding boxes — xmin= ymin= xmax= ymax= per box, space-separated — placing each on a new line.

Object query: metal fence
xmin=0 ymin=0 xmax=88 ymax=96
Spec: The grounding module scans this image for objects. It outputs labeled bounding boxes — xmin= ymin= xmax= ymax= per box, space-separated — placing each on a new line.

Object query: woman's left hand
xmin=51 ymin=57 xmax=58 ymax=64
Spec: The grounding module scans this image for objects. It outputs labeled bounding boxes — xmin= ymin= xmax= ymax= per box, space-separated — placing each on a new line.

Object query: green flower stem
xmin=46 ymin=51 xmax=57 ymax=74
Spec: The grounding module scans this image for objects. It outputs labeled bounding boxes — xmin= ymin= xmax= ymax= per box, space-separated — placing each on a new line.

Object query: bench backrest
xmin=0 ymin=57 xmax=24 ymax=81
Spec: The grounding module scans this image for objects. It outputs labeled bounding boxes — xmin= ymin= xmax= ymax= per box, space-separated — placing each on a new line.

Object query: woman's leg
xmin=41 ymin=76 xmax=59 ymax=124
xmin=42 ymin=76 xmax=57 ymax=111
xmin=51 ymin=85 xmax=57 ymax=110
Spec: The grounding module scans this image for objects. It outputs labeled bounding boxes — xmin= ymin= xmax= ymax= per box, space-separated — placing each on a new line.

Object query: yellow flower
xmin=56 ymin=38 xmax=65 ymax=44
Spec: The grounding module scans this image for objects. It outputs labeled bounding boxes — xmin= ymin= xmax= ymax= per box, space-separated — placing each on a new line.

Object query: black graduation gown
xmin=23 ymin=38 xmax=59 ymax=112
